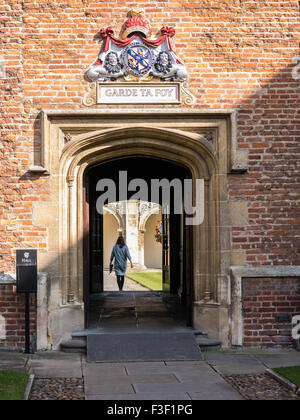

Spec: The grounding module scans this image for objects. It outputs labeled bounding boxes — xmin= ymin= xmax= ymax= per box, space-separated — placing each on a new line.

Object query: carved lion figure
xmin=85 ymin=52 xmax=126 ymax=82
xmin=151 ymin=51 xmax=188 ymax=82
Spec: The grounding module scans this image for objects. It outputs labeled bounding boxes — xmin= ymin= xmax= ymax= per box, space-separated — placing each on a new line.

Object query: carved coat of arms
xmin=83 ymin=9 xmax=195 ymax=106
xmin=85 ymin=9 xmax=188 ymax=83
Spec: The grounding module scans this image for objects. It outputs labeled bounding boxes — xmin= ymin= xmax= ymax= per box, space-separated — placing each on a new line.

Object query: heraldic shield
xmin=85 ymin=9 xmax=188 ymax=83
xmin=122 ymin=43 xmax=154 ymax=78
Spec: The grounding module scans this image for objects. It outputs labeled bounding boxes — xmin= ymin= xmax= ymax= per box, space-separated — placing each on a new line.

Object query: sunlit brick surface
xmin=0 ymin=1 xmax=299 ymax=348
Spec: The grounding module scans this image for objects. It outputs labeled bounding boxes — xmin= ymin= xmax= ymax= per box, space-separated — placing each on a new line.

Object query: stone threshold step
xmin=60 ymin=339 xmax=87 ymax=353
xmin=196 ymin=337 xmax=222 ymax=352
xmin=60 ymin=329 xmax=221 ymax=354
xmin=87 ymin=332 xmax=203 ymax=362
xmin=72 ymin=328 xmax=200 ymax=339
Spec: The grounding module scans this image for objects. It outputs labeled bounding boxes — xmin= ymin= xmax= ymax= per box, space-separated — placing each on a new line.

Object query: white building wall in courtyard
xmin=144 ymin=214 xmax=162 ymax=269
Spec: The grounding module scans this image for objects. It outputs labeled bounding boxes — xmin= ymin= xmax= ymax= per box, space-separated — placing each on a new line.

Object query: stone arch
xmin=138 ymin=203 xmax=161 ymax=270
xmin=103 ymin=203 xmax=125 ymax=235
xmin=139 ymin=202 xmax=161 ymax=232
xmin=36 ymin=111 xmax=238 ymax=348
xmin=144 ymin=213 xmax=163 ymax=270
xmin=58 ymin=125 xmax=219 ymax=308
xmin=62 ymin=126 xmax=213 ymax=180
xmin=102 ymin=210 xmax=122 ymax=270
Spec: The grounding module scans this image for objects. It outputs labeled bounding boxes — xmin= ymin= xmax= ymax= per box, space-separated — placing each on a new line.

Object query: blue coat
xmin=110 ymin=244 xmax=132 ymax=276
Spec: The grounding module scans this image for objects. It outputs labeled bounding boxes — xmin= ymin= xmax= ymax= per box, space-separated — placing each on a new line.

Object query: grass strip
xmin=126 ymin=272 xmax=162 ymax=291
xmin=273 ymin=366 xmax=300 ymax=387
xmin=0 ymin=370 xmax=29 ymax=400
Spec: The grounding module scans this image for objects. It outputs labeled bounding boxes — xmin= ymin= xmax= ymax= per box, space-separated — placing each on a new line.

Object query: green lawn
xmin=0 ymin=370 xmax=29 ymax=400
xmin=273 ymin=366 xmax=300 ymax=387
xmin=126 ymin=271 xmax=162 ymax=291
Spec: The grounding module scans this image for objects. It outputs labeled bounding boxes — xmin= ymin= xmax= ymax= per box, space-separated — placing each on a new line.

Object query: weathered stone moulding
xmin=30 ymin=108 xmax=250 ymax=348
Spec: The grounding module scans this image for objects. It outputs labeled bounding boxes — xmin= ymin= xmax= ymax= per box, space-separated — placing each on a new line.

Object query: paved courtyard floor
xmin=1 ymin=348 xmax=300 ymax=400
xmin=104 ymin=270 xmax=149 ymax=292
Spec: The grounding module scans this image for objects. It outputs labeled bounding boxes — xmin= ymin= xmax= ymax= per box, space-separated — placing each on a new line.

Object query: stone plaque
xmin=96 ymin=83 xmax=180 ymax=104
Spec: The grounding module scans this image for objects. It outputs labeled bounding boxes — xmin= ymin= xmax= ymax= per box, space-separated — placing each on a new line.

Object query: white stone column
xmin=126 ymin=201 xmax=139 ymax=268
xmin=37 ymin=273 xmax=50 ymax=351
xmin=139 ymin=228 xmax=145 ymax=268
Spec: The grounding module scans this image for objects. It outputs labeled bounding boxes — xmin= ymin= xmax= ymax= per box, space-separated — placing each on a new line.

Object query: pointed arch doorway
xmin=36 ymin=110 xmax=238 ymax=350
xmin=83 ymin=156 xmax=194 ymax=327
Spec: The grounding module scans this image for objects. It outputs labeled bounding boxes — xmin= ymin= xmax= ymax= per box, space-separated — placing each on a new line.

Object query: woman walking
xmin=110 ymin=236 xmax=133 ymax=291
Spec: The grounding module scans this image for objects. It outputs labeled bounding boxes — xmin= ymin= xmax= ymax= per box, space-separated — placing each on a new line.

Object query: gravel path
xmin=224 ymin=373 xmax=300 ymax=400
xmin=29 ymin=378 xmax=84 ymax=400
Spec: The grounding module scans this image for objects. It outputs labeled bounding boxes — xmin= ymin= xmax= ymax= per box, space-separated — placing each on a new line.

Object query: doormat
xmin=87 ymin=332 xmax=203 ymax=362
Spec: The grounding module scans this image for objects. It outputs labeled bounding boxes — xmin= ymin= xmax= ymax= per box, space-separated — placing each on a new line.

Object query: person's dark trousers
xmin=117 ymin=275 xmax=125 ymax=291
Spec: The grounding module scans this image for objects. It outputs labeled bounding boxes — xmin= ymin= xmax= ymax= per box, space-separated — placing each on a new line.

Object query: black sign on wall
xmin=275 ymin=314 xmax=292 ymax=324
xmin=16 ymin=249 xmax=37 ymax=293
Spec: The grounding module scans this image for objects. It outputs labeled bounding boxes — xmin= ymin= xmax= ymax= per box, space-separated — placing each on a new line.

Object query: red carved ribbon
xmin=97 ymin=25 xmax=181 ymax=64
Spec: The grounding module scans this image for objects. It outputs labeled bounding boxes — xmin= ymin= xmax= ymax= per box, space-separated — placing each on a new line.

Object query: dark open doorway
xmin=83 ymin=156 xmax=194 ymax=328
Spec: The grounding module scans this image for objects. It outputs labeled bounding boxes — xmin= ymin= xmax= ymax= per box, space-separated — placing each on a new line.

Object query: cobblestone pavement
xmin=224 ymin=373 xmax=300 ymax=400
xmin=29 ymin=378 xmax=84 ymax=400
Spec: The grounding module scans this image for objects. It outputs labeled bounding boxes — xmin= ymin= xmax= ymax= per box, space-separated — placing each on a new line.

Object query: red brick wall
xmin=243 ymin=277 xmax=300 ymax=347
xmin=0 ymin=0 xmax=299 ymax=272
xmin=0 ymin=284 xmax=36 ymax=350
xmin=0 ymin=1 xmax=299 ymax=348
